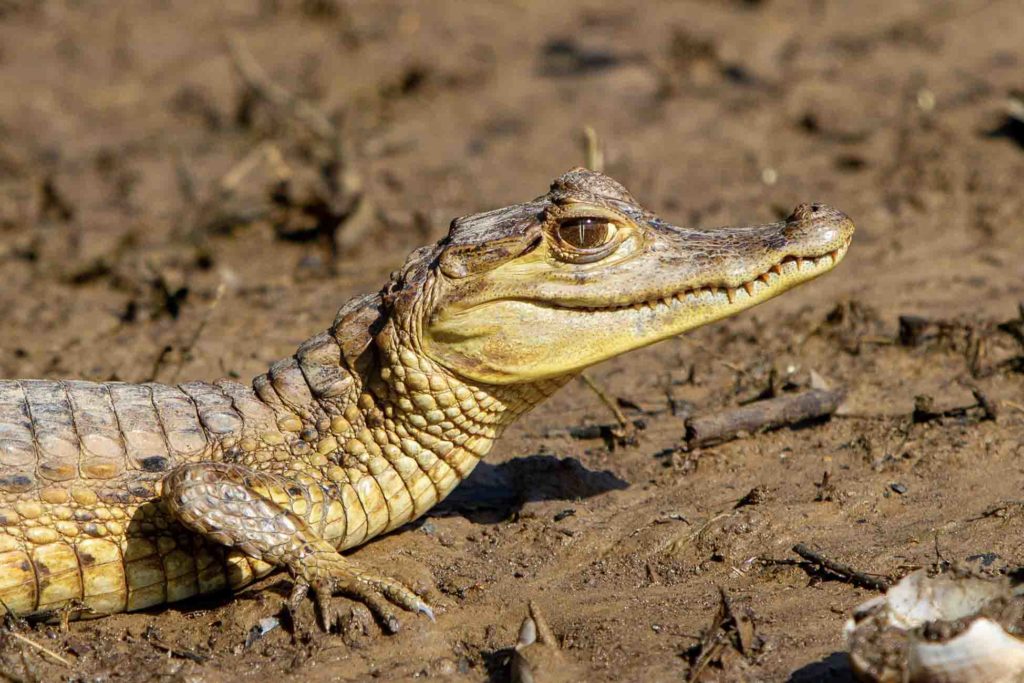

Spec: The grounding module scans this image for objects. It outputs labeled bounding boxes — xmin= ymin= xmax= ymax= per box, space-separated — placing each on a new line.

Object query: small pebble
xmin=890 ymin=482 xmax=908 ymax=495
xmin=431 ymin=658 xmax=457 ymax=676
xmin=244 ymin=616 xmax=280 ymax=648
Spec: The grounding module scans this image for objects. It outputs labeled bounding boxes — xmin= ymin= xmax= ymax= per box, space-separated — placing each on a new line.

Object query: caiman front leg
xmin=161 ymin=462 xmax=433 ymax=633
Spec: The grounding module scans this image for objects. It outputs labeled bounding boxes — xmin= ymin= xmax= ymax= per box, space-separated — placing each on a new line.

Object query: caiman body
xmin=0 ymin=169 xmax=853 ymax=629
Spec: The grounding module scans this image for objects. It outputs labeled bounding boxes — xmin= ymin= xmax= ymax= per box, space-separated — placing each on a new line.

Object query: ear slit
xmin=521 ymin=234 xmax=543 ymax=255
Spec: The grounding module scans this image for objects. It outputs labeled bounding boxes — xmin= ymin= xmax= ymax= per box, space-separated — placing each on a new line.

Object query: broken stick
xmin=226 ymin=33 xmax=338 ymax=143
xmin=792 ymin=543 xmax=889 ymax=592
xmin=578 ymin=373 xmax=637 ymax=446
xmin=685 ymin=388 xmax=845 ymax=448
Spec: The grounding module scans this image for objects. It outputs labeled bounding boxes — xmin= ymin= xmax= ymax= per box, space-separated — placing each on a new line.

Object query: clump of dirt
xmin=1 ymin=1 xmax=1023 ymax=681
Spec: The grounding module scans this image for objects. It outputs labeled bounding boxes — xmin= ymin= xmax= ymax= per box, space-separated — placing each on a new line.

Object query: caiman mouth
xmin=545 ymin=237 xmax=852 ymax=312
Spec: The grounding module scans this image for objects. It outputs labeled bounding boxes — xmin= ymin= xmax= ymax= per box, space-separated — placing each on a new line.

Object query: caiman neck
xmin=251 ymin=293 xmax=567 ymax=494
xmin=370 ymin=321 xmax=569 ymax=472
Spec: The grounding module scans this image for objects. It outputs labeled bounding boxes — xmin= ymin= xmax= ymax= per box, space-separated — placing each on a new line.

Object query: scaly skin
xmin=0 ymin=169 xmax=854 ymax=631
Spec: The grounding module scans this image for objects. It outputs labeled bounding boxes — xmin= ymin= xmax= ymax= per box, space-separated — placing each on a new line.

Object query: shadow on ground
xmin=432 ymin=455 xmax=629 ymax=522
xmin=788 ymin=652 xmax=855 ymax=683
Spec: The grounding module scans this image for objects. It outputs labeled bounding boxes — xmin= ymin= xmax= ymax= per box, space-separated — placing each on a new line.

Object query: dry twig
xmin=226 ymin=33 xmax=339 ymax=144
xmin=788 ymin=543 xmax=890 ymax=592
xmin=685 ymin=388 xmax=844 ymax=448
xmin=578 ymin=373 xmax=637 ymax=445
xmin=581 ymin=125 xmax=604 ymax=173
xmin=3 ymin=630 xmax=72 ymax=667
xmin=686 ymin=588 xmax=757 ymax=682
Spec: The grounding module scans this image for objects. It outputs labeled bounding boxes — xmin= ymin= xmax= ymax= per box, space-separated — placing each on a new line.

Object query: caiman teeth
xmin=567 ymin=245 xmax=845 ymax=312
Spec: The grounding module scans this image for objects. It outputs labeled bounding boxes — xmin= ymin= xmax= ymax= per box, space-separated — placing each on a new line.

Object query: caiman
xmin=0 ymin=169 xmax=853 ymax=632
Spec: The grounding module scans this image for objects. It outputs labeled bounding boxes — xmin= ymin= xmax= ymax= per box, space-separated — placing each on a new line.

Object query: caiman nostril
xmin=789 ymin=202 xmax=837 ymax=224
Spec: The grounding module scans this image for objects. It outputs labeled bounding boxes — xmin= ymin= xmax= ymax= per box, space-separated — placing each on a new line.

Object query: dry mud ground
xmin=1 ymin=1 xmax=1024 ymax=681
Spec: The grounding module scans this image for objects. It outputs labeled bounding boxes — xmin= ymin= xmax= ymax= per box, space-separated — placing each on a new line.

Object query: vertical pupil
xmin=559 ymin=218 xmax=609 ymax=248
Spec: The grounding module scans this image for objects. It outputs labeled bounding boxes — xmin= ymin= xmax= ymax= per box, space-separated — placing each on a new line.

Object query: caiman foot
xmin=286 ymin=556 xmax=434 ymax=634
xmin=163 ymin=462 xmax=434 ymax=634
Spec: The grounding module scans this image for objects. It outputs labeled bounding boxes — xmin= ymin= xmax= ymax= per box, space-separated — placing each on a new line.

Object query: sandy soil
xmin=1 ymin=1 xmax=1024 ymax=680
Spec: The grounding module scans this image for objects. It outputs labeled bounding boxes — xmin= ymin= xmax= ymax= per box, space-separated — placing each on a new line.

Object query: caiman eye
xmin=555 ymin=218 xmax=618 ymax=250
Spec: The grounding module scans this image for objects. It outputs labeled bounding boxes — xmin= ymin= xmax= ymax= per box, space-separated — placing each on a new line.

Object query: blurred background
xmin=0 ymin=1 xmax=1023 ymax=681
xmin=1 ymin=0 xmax=1022 ymax=380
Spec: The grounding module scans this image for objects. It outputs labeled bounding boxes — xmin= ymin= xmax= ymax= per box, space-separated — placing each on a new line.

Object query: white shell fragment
xmin=845 ymin=568 xmax=1024 ymax=683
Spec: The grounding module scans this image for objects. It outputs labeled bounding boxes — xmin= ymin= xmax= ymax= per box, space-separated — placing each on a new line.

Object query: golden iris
xmin=555 ymin=218 xmax=616 ymax=250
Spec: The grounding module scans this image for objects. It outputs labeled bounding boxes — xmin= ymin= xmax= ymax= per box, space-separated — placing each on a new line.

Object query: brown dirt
xmin=1 ymin=1 xmax=1024 ymax=681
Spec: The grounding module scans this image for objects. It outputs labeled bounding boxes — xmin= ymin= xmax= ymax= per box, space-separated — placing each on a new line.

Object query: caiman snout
xmin=782 ymin=202 xmax=856 ymax=259
xmin=783 ymin=202 xmax=855 ymax=248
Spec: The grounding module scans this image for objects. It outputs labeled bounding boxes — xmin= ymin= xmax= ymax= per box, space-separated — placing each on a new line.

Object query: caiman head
xmin=384 ymin=168 xmax=853 ymax=385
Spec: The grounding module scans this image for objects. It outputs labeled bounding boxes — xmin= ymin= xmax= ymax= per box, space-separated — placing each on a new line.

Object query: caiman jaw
xmin=557 ymin=248 xmax=848 ymax=312
xmin=418 ymin=170 xmax=855 ymax=385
